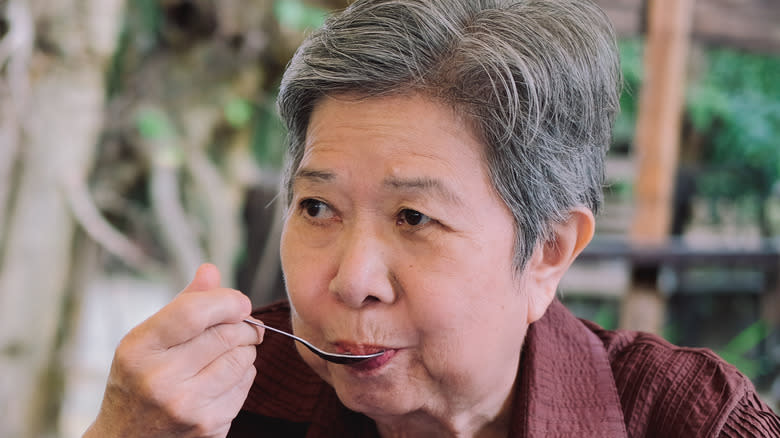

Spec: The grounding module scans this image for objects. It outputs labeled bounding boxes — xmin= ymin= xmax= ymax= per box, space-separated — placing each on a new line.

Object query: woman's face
xmin=280 ymin=93 xmax=537 ymax=423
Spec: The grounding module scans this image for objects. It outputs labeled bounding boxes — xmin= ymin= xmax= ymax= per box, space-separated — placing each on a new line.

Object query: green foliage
xmin=662 ymin=322 xmax=681 ymax=346
xmin=687 ymin=49 xmax=780 ymax=200
xmin=717 ymin=319 xmax=771 ymax=381
xmin=606 ymin=180 xmax=633 ymax=201
xmin=136 ymin=107 xmax=175 ymax=140
xmin=247 ymin=0 xmax=330 ymax=166
xmin=614 ymin=38 xmax=780 ymax=202
xmin=250 ymin=96 xmax=287 ymax=166
xmin=135 ymin=108 xmax=183 ymax=168
xmin=224 ymin=98 xmax=254 ymax=128
xmin=612 ymin=38 xmax=644 ymax=148
xmin=560 ymin=296 xmax=619 ymax=331
xmin=134 ymin=0 xmax=164 ymax=47
xmin=106 ymin=0 xmax=163 ymax=97
xmin=273 ymin=0 xmax=328 ymax=32
xmin=591 ymin=303 xmax=618 ymax=331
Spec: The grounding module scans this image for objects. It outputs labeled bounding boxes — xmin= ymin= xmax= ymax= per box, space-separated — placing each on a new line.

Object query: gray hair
xmin=277 ymin=0 xmax=621 ymax=269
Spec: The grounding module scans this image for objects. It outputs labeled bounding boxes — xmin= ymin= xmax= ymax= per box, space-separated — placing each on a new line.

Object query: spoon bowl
xmin=243 ymin=319 xmax=386 ymax=365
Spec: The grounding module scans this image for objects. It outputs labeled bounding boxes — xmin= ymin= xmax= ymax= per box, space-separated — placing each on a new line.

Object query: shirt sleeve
xmin=718 ymin=391 xmax=780 ymax=437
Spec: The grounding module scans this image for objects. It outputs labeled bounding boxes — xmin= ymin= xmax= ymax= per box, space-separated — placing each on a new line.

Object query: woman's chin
xmin=302 ymin=347 xmax=430 ymax=418
xmin=328 ymin=355 xmax=423 ymax=418
xmin=334 ymin=383 xmax=417 ymax=419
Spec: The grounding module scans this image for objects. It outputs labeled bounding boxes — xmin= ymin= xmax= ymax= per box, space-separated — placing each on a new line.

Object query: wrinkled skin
xmin=280 ymin=93 xmax=595 ymax=437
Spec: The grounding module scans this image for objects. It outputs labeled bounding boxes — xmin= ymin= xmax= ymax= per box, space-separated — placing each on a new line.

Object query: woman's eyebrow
xmin=383 ymin=176 xmax=464 ymax=206
xmin=294 ymin=168 xmax=336 ymax=183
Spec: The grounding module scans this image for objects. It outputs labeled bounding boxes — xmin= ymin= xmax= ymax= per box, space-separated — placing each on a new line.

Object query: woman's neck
xmin=373 ymin=384 xmax=516 ymax=438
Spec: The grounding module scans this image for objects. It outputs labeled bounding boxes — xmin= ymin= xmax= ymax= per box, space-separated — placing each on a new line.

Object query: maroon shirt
xmin=228 ymin=300 xmax=780 ymax=437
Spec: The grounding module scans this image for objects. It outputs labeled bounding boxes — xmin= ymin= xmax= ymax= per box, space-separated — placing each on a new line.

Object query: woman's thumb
xmin=181 ymin=263 xmax=221 ymax=293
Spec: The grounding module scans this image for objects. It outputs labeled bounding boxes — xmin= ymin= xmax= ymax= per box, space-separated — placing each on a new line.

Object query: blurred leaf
xmin=224 ymin=98 xmax=253 ymax=128
xmin=663 ymin=322 xmax=680 ymax=346
xmin=719 ymin=352 xmax=761 ymax=380
xmin=687 ymin=84 xmax=729 ymax=131
xmin=619 ymin=38 xmax=644 ymax=86
xmin=592 ymin=304 xmax=618 ymax=330
xmin=606 ymin=181 xmax=633 ymax=200
xmin=251 ymin=96 xmax=287 ymax=166
xmin=613 ymin=38 xmax=644 ymax=147
xmin=274 ymin=0 xmax=328 ymax=31
xmin=720 ymin=319 xmax=769 ymax=356
xmin=717 ymin=320 xmax=770 ymax=381
xmin=136 ymin=108 xmax=175 ymax=140
xmin=135 ymin=0 xmax=163 ymax=46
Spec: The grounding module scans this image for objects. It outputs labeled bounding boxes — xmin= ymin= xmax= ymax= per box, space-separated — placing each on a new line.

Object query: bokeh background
xmin=0 ymin=0 xmax=777 ymax=437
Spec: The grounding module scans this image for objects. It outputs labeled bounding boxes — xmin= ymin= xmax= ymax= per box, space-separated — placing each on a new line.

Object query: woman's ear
xmin=525 ymin=207 xmax=595 ymax=324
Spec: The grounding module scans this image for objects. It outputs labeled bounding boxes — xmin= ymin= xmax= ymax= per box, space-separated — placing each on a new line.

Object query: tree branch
xmin=61 ymin=173 xmax=157 ymax=272
xmin=149 ymin=143 xmax=206 ymax=286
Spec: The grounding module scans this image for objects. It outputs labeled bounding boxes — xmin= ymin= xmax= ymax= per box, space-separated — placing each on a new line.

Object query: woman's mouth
xmin=334 ymin=343 xmax=398 ymax=372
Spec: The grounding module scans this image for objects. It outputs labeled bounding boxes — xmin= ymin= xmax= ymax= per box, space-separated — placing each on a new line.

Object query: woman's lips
xmin=333 ymin=342 xmax=387 ymax=355
xmin=347 ymin=348 xmax=397 ymax=371
xmin=333 ymin=342 xmax=398 ymax=371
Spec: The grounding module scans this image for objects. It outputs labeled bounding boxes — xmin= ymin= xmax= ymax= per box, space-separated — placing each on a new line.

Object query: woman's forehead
xmin=289 ymin=94 xmax=509 ymax=216
xmin=304 ymin=94 xmax=482 ymax=154
xmin=302 ymin=94 xmax=481 ymax=166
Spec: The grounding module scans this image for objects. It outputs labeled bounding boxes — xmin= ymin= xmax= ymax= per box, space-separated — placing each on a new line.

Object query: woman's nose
xmin=328 ymin=226 xmax=397 ymax=308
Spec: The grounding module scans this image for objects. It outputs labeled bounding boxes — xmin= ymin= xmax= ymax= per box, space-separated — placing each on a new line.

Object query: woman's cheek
xmin=290 ymin=314 xmax=332 ymax=379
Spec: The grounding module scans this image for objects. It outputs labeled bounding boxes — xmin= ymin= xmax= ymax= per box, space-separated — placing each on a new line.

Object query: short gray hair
xmin=277 ymin=0 xmax=621 ymax=269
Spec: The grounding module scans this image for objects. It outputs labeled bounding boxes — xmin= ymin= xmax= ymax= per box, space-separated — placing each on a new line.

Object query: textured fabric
xmin=510 ymin=299 xmax=627 ymax=436
xmin=585 ymin=321 xmax=780 ymax=437
xmin=228 ymin=300 xmax=780 ymax=438
xmin=719 ymin=392 xmax=780 ymax=437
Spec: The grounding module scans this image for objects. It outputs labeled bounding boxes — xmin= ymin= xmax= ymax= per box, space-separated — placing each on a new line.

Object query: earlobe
xmin=526 ymin=207 xmax=595 ymax=323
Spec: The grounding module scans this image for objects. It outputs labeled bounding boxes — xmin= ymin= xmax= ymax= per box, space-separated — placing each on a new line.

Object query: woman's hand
xmin=84 ymin=263 xmax=264 ymax=438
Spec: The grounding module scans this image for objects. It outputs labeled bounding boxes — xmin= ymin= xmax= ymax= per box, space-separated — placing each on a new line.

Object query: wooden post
xmin=620 ymin=0 xmax=695 ymax=333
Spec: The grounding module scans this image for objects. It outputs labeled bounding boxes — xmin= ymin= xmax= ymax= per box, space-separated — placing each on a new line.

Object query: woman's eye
xmin=299 ymin=199 xmax=334 ymax=220
xmin=397 ymin=209 xmax=431 ymax=228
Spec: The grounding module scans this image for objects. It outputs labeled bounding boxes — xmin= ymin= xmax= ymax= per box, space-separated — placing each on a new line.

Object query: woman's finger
xmin=140 ymin=288 xmax=253 ymax=349
xmin=169 ymin=321 xmax=263 ymax=373
xmin=195 ymin=344 xmax=258 ymax=398
xmin=192 ymin=367 xmax=257 ymax=438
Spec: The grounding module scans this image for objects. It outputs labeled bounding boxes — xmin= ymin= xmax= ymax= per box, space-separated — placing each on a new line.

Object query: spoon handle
xmin=242 ymin=318 xmax=385 ymax=364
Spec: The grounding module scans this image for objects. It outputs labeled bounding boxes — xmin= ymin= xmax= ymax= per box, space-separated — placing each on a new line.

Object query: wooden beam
xmin=692 ymin=0 xmax=780 ymax=54
xmin=630 ymin=0 xmax=693 ymax=244
xmin=594 ymin=0 xmax=780 ymax=54
xmin=620 ymin=0 xmax=695 ymax=333
xmin=593 ymin=0 xmax=644 ymax=37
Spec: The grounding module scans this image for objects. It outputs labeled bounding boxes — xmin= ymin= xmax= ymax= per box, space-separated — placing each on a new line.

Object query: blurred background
xmin=0 ymin=0 xmax=777 ymax=437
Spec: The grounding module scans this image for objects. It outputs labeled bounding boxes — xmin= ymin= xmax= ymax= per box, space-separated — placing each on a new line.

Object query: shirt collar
xmin=510 ymin=299 xmax=628 ymax=437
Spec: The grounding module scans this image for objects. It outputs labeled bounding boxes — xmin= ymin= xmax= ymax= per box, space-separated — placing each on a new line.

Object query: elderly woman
xmin=85 ymin=0 xmax=780 ymax=437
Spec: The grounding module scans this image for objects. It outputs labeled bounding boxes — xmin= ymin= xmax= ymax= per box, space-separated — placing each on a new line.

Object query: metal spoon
xmin=243 ymin=319 xmax=385 ymax=365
